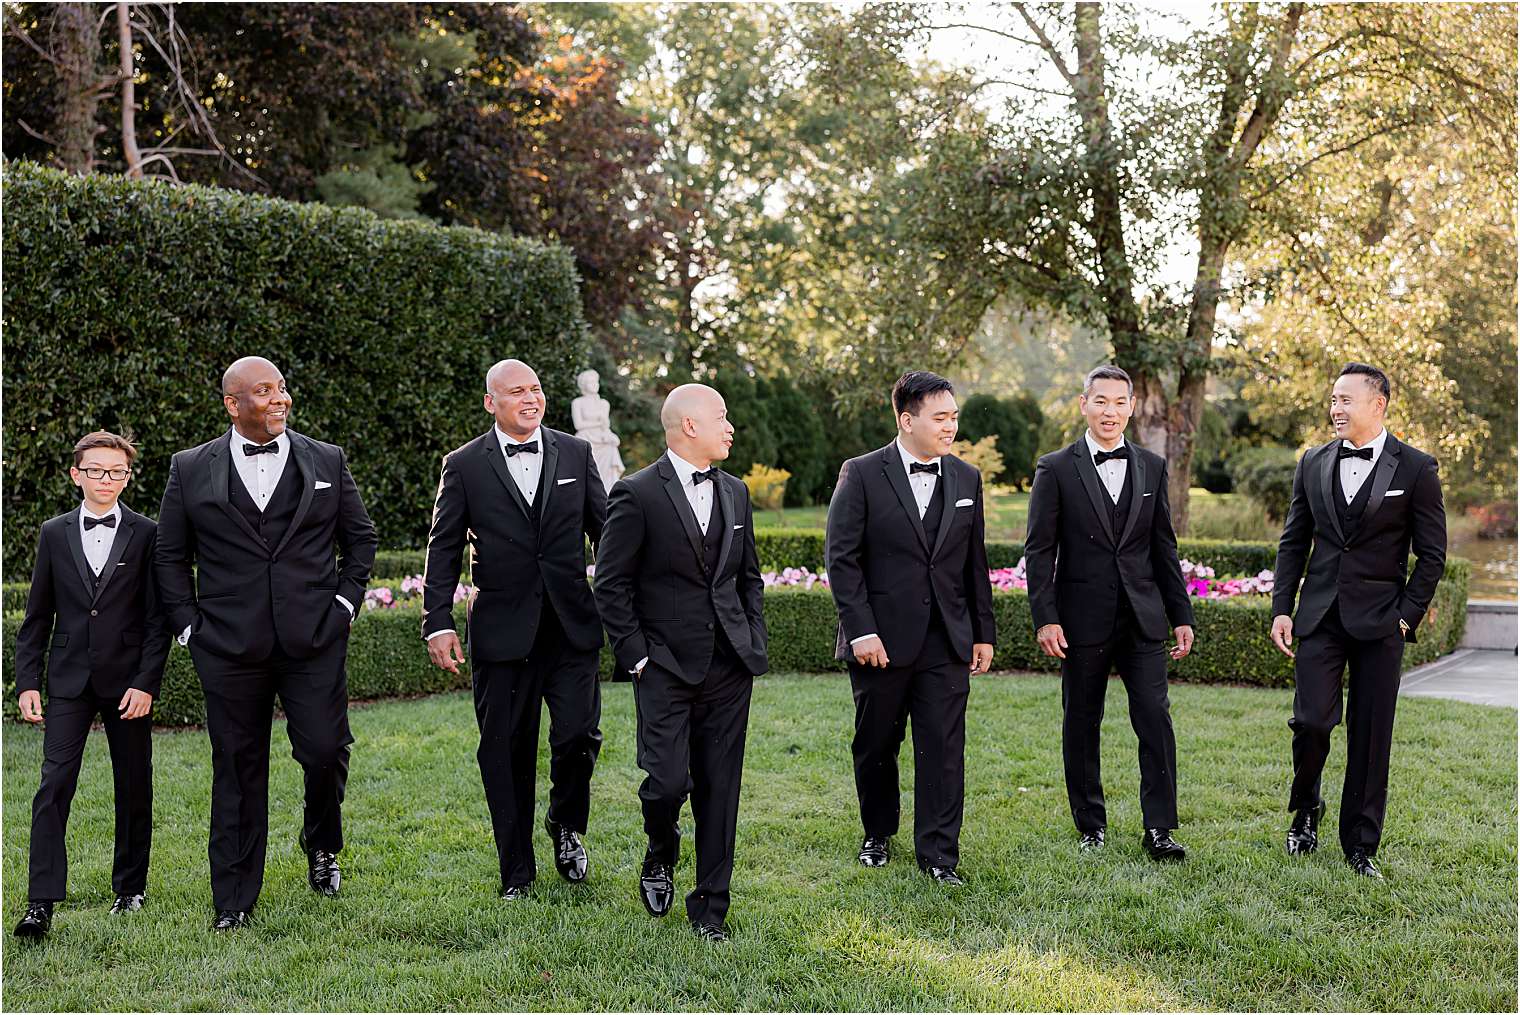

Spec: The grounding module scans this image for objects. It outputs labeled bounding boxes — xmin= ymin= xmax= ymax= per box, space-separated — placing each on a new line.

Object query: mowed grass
xmin=3 ymin=675 xmax=1514 ymax=1011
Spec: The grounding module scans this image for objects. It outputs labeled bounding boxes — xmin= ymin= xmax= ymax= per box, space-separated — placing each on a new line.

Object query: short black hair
xmin=1083 ymin=364 xmax=1133 ymax=395
xmin=1339 ymin=362 xmax=1391 ymax=400
xmin=892 ymin=371 xmax=955 ymax=418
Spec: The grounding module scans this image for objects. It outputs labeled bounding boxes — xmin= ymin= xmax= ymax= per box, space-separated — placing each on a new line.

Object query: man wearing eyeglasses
xmin=154 ymin=357 xmax=377 ymax=931
xmin=13 ymin=431 xmax=169 ymax=940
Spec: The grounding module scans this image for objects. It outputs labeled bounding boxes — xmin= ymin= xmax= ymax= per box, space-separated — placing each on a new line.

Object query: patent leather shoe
xmin=925 ymin=865 xmax=965 ymax=886
xmin=858 ymin=836 xmax=889 ymax=867
xmin=1346 ymin=850 xmax=1383 ymax=879
xmin=109 ymin=893 xmax=145 ymax=915
xmin=546 ymin=817 xmax=588 ymax=883
xmin=213 ymin=909 xmax=251 ymax=931
xmin=13 ymin=902 xmax=52 ymax=939
xmin=1286 ymin=803 xmax=1324 ymax=855
xmin=1079 ymin=828 xmax=1106 ymax=853
xmin=307 ymin=849 xmax=341 ymax=897
xmin=1142 ymin=828 xmax=1187 ymax=862
xmin=691 ymin=920 xmax=730 ymax=943
xmin=639 ymin=856 xmax=674 ymax=917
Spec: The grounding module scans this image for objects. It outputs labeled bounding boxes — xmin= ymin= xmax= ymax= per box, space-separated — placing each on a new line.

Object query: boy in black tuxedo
xmin=13 ymin=431 xmax=169 ymax=939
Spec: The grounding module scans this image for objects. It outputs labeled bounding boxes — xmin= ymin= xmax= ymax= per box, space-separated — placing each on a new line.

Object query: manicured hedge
xmin=1 ymin=161 xmax=589 ymax=580
xmin=1 ymin=560 xmax=1467 ymax=726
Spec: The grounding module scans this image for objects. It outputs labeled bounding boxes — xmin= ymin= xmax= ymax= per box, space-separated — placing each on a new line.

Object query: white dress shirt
xmin=1339 ymin=428 xmax=1387 ymax=503
xmin=665 ymin=448 xmax=715 ymax=535
xmin=1085 ymin=430 xmax=1128 ymax=504
xmin=79 ymin=502 xmax=122 ymax=576
xmin=497 ymin=425 xmax=544 ymax=507
xmin=848 ymin=440 xmax=945 ymax=647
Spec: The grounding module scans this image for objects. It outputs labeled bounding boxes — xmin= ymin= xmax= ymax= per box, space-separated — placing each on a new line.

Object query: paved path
xmin=1400 ymin=648 xmax=1517 ymax=708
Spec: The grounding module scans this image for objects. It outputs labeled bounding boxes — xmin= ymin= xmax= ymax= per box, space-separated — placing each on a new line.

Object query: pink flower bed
xmin=364 ymin=576 xmax=472 ymax=610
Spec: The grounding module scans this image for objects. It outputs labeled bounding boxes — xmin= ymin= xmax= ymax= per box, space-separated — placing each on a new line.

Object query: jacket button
xmin=706 ymin=622 xmax=714 ymax=631
xmin=90 ymin=609 xmax=98 ymax=617
xmin=929 ymin=564 xmax=936 ymax=571
xmin=922 ymin=596 xmax=931 ymax=605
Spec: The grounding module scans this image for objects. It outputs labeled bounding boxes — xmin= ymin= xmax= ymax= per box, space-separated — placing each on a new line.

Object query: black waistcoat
xmin=920 ymin=474 xmax=947 ymax=549
xmin=1332 ymin=460 xmax=1376 ymax=538
xmin=700 ymin=485 xmax=726 ymax=583
xmin=229 ymin=449 xmax=302 ymax=547
xmin=1109 ymin=467 xmax=1135 ymax=539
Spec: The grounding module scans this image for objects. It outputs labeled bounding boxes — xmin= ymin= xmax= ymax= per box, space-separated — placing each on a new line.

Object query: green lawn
xmin=4 ymin=676 xmax=1514 ymax=1011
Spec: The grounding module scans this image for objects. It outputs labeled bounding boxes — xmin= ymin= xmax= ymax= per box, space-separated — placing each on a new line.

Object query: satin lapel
xmin=930 ymin=457 xmax=959 ymax=562
xmin=270 ymin=434 xmax=316 ymax=560
xmin=483 ymin=433 xmax=534 ymax=524
xmin=1359 ymin=437 xmax=1402 ymax=533
xmin=1317 ymin=441 xmax=1346 ymax=544
xmin=1073 ymin=443 xmax=1115 ymax=546
xmin=209 ymin=436 xmax=265 ymax=548
xmin=713 ymin=473 xmax=737 ymax=580
xmin=882 ymin=445 xmax=929 ymax=552
xmin=1116 ymin=448 xmax=1146 ymax=549
xmin=661 ymin=458 xmax=706 ymax=572
xmin=536 ymin=429 xmax=561 ymax=525
xmin=90 ymin=508 xmax=136 ymax=604
xmin=63 ymin=507 xmax=96 ymax=596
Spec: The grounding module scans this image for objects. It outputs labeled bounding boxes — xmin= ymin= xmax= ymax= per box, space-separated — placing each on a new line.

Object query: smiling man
xmin=824 ymin=371 xmax=996 ymax=887
xmin=593 ymin=383 xmax=768 ymax=943
xmin=1270 ymin=363 xmax=1446 ymax=880
xmin=1024 ymin=365 xmax=1195 ymax=862
xmin=154 ymin=356 xmax=377 ymax=930
xmin=422 ymin=359 xmax=607 ymax=901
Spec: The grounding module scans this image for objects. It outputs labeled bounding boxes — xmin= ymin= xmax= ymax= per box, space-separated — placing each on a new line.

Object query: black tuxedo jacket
xmin=1272 ymin=434 xmax=1446 ymax=642
xmin=1025 ymin=439 xmax=1194 ymax=647
xmin=15 ymin=504 xmax=170 ymax=699
xmin=422 ymin=427 xmax=607 ymax=662
xmin=824 ymin=443 xmax=996 ymax=663
xmin=593 ymin=454 xmax=768 ymax=683
xmin=154 ymin=429 xmax=377 ymax=662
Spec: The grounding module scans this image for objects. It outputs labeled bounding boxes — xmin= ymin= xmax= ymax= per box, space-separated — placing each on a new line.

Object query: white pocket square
xmin=314 ymin=480 xmax=332 ymax=490
xmin=733 ymin=524 xmax=744 ymax=530
xmin=1143 ymin=492 xmax=1154 ymax=497
xmin=1386 ymin=489 xmax=1405 ymax=497
xmin=955 ymin=498 xmax=974 ymax=508
xmin=557 ymin=477 xmax=577 ymax=485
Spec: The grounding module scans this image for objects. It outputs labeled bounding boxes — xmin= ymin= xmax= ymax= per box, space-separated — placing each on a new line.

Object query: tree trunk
xmin=117 ymin=2 xmax=142 ymax=178
xmin=53 ymin=2 xmax=106 ymax=174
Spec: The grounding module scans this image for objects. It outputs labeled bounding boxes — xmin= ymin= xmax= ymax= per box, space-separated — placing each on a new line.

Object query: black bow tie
xmin=504 ymin=440 xmax=539 ymax=457
xmin=1338 ymin=444 xmax=1374 ymax=461
xmin=243 ymin=441 xmax=279 ymax=456
xmin=83 ymin=514 xmax=116 ymax=530
xmin=1094 ymin=445 xmax=1130 ymax=465
xmin=691 ymin=468 xmax=716 ymax=485
xmin=909 ymin=461 xmax=939 ymax=476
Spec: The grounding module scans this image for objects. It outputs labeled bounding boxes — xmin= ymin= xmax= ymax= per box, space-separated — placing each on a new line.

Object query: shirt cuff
xmin=631 ymin=656 xmax=648 ymax=675
xmin=177 ymin=624 xmax=192 ymax=646
xmin=335 ymin=594 xmax=354 ymax=618
xmin=426 ymin=629 xmax=456 ymax=641
xmin=849 ymin=633 xmax=879 ymax=646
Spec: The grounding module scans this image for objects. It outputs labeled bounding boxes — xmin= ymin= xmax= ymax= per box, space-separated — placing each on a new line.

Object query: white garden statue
xmin=571 ymin=368 xmax=626 ymax=492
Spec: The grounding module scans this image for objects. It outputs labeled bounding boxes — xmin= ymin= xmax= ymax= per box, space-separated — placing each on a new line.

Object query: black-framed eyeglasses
xmin=79 ymin=467 xmax=131 ymax=481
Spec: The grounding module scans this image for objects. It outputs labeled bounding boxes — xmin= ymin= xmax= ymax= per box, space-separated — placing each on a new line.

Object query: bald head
xmin=483 ymin=359 xmax=546 ymax=438
xmin=661 ymin=383 xmax=733 ymax=467
xmin=222 ymin=356 xmax=281 ymax=397
xmin=221 ymin=356 xmax=290 ymax=442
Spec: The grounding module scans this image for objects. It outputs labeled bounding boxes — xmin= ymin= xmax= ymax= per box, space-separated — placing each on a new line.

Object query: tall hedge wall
xmin=1 ymin=161 xmax=589 ymax=579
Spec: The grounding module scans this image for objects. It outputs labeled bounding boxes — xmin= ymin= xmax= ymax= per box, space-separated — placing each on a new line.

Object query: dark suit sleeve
xmin=14 ymin=527 xmax=55 ymax=695
xmin=583 ymin=444 xmax=609 ymax=553
xmin=153 ymin=455 xmax=198 ymax=636
xmin=593 ymin=479 xmax=649 ymax=673
xmin=1024 ymin=456 xmax=1061 ymax=632
xmin=1150 ymin=460 xmax=1195 ymax=628
xmin=1398 ymin=456 xmax=1447 ymax=636
xmin=741 ymin=489 xmax=767 ymax=656
xmin=131 ymin=527 xmax=170 ymax=698
xmin=1271 ymin=451 xmax=1314 ymax=619
xmin=422 ymin=453 xmax=468 ymax=640
xmin=823 ymin=459 xmax=877 ymax=642
xmin=334 ymin=447 xmax=378 ymax=610
xmin=965 ymin=469 xmax=996 ymax=645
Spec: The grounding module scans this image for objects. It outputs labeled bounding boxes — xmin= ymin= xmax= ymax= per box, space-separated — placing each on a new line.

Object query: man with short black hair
xmin=825 ymin=371 xmax=996 ymax=886
xmin=1025 ymin=364 xmax=1196 ymax=861
xmin=1271 ymin=362 xmax=1446 ymax=879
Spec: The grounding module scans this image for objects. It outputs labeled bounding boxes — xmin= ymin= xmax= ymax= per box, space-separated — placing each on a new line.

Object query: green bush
xmin=958 ymin=392 xmax=1044 ymax=488
xmin=1229 ymin=446 xmax=1302 ymax=522
xmin=1 ymin=161 xmax=588 ymax=580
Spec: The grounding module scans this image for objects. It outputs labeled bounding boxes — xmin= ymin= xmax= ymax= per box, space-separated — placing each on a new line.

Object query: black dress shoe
xmin=546 ymin=817 xmax=588 ymax=883
xmin=1079 ymin=828 xmax=1106 ymax=853
xmin=691 ymin=920 xmax=730 ymax=943
xmin=1286 ymin=803 xmax=1325 ymax=855
xmin=639 ymin=856 xmax=674 ymax=917
xmin=1346 ymin=850 xmax=1383 ymax=879
xmin=212 ymin=909 xmax=251 ymax=931
xmin=109 ymin=893 xmax=145 ymax=915
xmin=307 ymin=849 xmax=341 ymax=897
xmin=499 ymin=884 xmax=531 ymax=901
xmin=1142 ymin=828 xmax=1187 ymax=862
xmin=13 ymin=902 xmax=53 ymax=939
xmin=858 ymin=836 xmax=890 ymax=868
xmin=925 ymin=866 xmax=965 ymax=886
